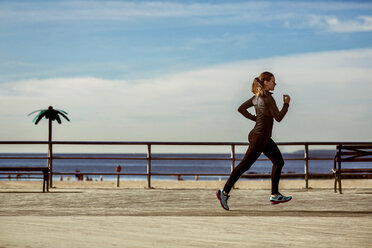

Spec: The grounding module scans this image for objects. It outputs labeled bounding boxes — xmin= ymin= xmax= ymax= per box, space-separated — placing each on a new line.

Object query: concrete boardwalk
xmin=1 ymin=185 xmax=372 ymax=247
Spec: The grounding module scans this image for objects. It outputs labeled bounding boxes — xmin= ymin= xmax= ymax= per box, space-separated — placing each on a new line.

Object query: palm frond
xmin=34 ymin=111 xmax=48 ymax=125
xmin=27 ymin=109 xmax=45 ymax=116
xmin=32 ymin=110 xmax=47 ymax=123
xmin=56 ymin=109 xmax=68 ymax=115
xmin=56 ymin=110 xmax=70 ymax=122
xmin=55 ymin=115 xmax=62 ymax=124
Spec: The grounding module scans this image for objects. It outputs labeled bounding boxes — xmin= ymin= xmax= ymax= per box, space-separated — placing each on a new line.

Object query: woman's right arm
xmin=238 ymin=97 xmax=256 ymax=121
xmin=267 ymin=95 xmax=289 ymax=122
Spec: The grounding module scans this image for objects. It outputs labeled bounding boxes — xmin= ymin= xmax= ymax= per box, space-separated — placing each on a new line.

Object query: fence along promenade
xmin=1 ymin=141 xmax=371 ymax=188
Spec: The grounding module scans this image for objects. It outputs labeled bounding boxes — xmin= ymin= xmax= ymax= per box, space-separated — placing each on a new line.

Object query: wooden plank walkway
xmin=0 ymin=186 xmax=371 ymax=247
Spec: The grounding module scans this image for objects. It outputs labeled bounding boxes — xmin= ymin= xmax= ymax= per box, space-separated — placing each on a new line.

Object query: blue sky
xmin=0 ymin=0 xmax=372 ymax=152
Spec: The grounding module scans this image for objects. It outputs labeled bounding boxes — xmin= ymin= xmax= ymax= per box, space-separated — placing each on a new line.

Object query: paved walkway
xmin=1 ymin=187 xmax=371 ymax=247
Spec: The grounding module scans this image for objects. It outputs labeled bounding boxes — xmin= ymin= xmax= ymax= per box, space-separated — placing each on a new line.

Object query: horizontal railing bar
xmin=52 ymin=157 xmax=231 ymax=161
xmin=148 ymin=173 xmax=331 ymax=178
xmin=337 ymin=145 xmax=372 ymax=149
xmin=336 ymin=168 xmax=372 ymax=172
xmin=0 ymin=173 xmax=352 ymax=177
xmin=52 ymin=172 xmax=232 ymax=176
xmin=50 ymin=172 xmax=333 ymax=176
xmin=0 ymin=172 xmax=44 ymax=175
xmin=53 ymin=172 xmax=150 ymax=176
xmin=306 ymin=158 xmax=335 ymax=161
xmin=0 ymin=156 xmax=336 ymax=161
xmin=52 ymin=156 xmax=146 ymax=160
xmin=0 ymin=177 xmax=44 ymax=179
xmin=0 ymin=141 xmax=50 ymax=145
xmin=151 ymin=157 xmax=231 ymax=161
xmin=1 ymin=141 xmax=371 ymax=146
xmin=0 ymin=167 xmax=49 ymax=171
xmin=338 ymin=158 xmax=372 ymax=162
xmin=0 ymin=157 xmax=48 ymax=160
xmin=150 ymin=157 xmax=336 ymax=161
xmin=51 ymin=172 xmax=289 ymax=177
xmin=337 ymin=152 xmax=372 ymax=155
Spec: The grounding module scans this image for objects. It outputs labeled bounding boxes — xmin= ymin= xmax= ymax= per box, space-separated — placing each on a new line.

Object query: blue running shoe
xmin=216 ymin=189 xmax=230 ymax=210
xmin=270 ymin=193 xmax=292 ymax=205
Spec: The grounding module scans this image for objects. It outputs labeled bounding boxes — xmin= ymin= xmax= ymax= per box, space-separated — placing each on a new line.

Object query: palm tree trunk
xmin=48 ymin=119 xmax=53 ymax=188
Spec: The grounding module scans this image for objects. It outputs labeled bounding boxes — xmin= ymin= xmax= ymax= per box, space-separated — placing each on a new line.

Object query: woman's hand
xmin=283 ymin=94 xmax=291 ymax=104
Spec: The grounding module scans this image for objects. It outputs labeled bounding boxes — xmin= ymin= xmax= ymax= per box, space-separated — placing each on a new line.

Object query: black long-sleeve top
xmin=238 ymin=91 xmax=289 ymax=137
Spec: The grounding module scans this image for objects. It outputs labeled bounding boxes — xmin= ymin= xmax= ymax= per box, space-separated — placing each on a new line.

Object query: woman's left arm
xmin=238 ymin=96 xmax=257 ymax=121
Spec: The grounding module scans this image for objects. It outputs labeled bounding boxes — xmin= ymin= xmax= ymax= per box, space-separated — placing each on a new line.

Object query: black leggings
xmin=223 ymin=133 xmax=284 ymax=195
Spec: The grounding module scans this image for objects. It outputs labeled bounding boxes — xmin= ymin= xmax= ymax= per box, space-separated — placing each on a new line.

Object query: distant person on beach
xmin=217 ymin=71 xmax=292 ymax=210
xmin=75 ymin=169 xmax=83 ymax=181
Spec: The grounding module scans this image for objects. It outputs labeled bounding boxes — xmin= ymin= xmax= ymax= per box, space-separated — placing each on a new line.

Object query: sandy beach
xmin=1 ymin=178 xmax=372 ymax=189
xmin=1 ymin=180 xmax=372 ymax=248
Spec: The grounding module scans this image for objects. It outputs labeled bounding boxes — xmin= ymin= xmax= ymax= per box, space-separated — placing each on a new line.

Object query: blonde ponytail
xmin=251 ymin=77 xmax=265 ymax=96
xmin=251 ymin=71 xmax=274 ymax=96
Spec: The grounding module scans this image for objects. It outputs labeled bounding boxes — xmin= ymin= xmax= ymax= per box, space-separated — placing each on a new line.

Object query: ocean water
xmin=1 ymin=150 xmax=371 ymax=181
xmin=0 ymin=150 xmax=349 ymax=181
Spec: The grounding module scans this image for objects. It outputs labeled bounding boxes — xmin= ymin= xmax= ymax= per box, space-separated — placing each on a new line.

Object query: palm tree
xmin=28 ymin=106 xmax=70 ymax=187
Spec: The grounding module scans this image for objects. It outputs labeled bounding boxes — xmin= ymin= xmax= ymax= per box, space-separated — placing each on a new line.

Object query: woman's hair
xmin=251 ymin=71 xmax=274 ymax=96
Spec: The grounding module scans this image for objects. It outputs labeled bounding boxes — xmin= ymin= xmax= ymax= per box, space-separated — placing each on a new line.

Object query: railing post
xmin=116 ymin=174 xmax=120 ymax=187
xmin=304 ymin=144 xmax=309 ymax=189
xmin=116 ymin=164 xmax=122 ymax=187
xmin=48 ymin=118 xmax=53 ymax=188
xmin=147 ymin=144 xmax=152 ymax=189
xmin=48 ymin=142 xmax=53 ymax=188
xmin=231 ymin=144 xmax=235 ymax=172
xmin=231 ymin=144 xmax=236 ymax=188
xmin=337 ymin=144 xmax=342 ymax=194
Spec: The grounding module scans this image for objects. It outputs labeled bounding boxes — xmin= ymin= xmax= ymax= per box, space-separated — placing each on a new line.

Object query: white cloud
xmin=0 ymin=1 xmax=268 ymax=22
xmin=1 ymin=48 xmax=372 ymax=149
xmin=309 ymin=15 xmax=372 ymax=33
xmin=3 ymin=0 xmax=371 ymax=25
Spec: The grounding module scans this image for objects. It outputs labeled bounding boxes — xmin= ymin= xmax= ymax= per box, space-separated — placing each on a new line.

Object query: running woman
xmin=217 ymin=72 xmax=292 ymax=210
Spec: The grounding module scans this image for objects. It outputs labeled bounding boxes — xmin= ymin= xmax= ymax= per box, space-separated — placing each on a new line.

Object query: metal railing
xmin=1 ymin=141 xmax=371 ymax=188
